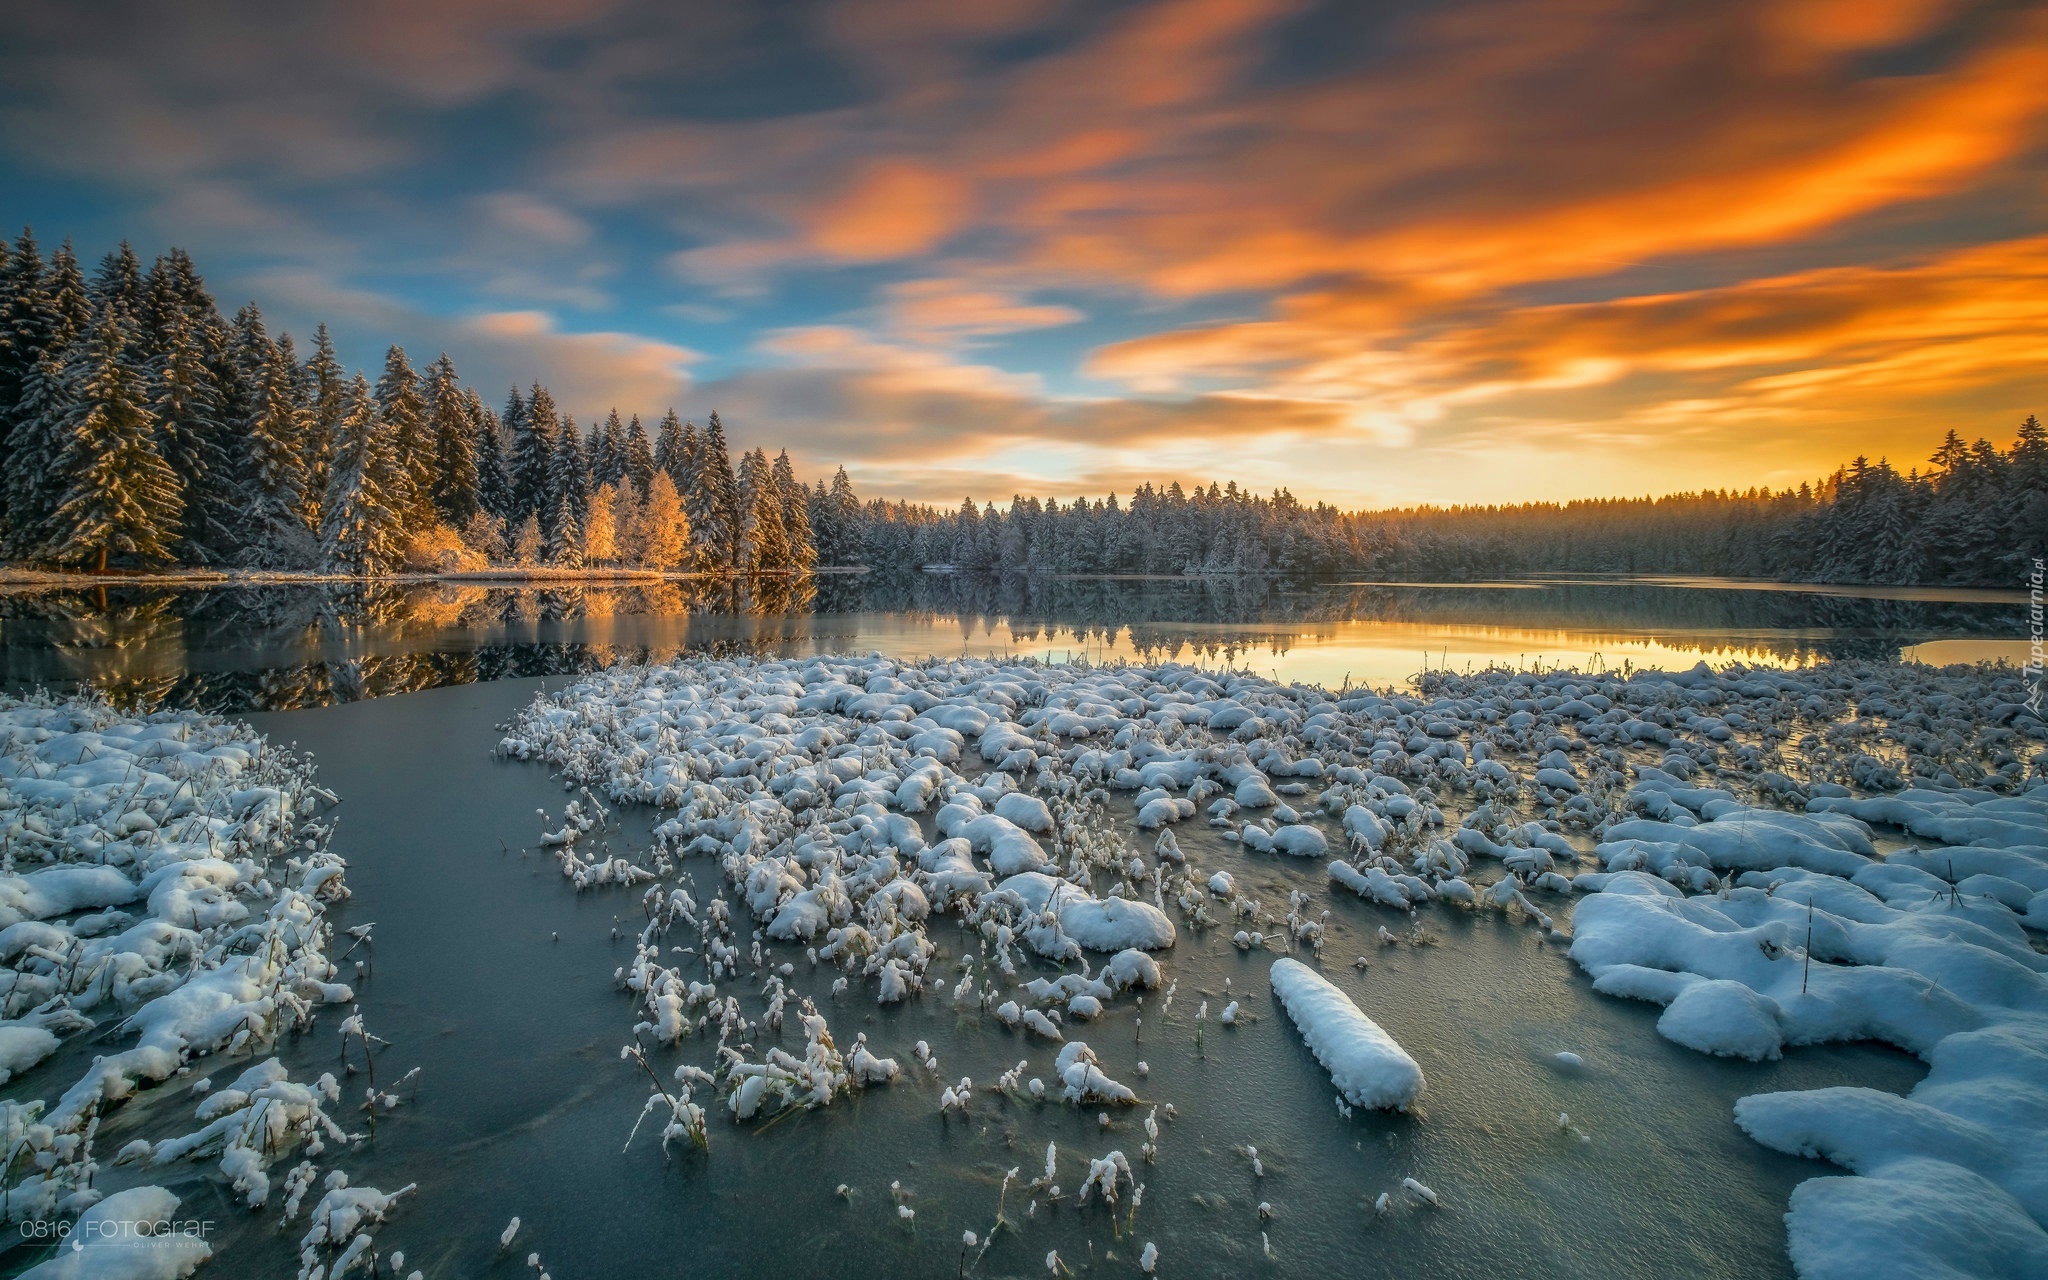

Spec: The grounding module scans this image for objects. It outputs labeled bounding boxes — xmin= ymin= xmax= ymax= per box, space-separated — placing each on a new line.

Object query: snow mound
xmin=1269 ymin=957 xmax=1423 ymax=1111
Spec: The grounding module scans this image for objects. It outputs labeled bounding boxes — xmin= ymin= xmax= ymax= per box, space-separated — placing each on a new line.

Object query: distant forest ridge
xmin=0 ymin=229 xmax=2040 ymax=587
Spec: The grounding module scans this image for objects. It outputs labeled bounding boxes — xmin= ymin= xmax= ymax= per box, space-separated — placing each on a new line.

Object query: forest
xmin=1 ymin=229 xmax=2040 ymax=588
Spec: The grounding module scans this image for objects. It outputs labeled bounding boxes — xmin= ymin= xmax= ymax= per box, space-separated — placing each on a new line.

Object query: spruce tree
xmin=652 ymin=409 xmax=683 ymax=482
xmin=152 ymin=303 xmax=233 ymax=561
xmin=2 ymin=349 xmax=74 ymax=558
xmin=374 ymin=345 xmax=431 ymax=524
xmin=737 ymin=448 xmax=789 ymax=572
xmin=772 ymin=449 xmax=814 ymax=571
xmin=623 ymin=413 xmax=655 ymax=499
xmin=546 ymin=488 xmax=583 ymax=567
xmin=1 ymin=241 xmax=91 ymax=557
xmin=423 ymin=353 xmax=479 ymax=525
xmin=44 ymin=242 xmax=91 ymax=351
xmin=320 ymin=372 xmax=404 ymax=576
xmin=543 ymin=414 xmax=588 ymax=563
xmin=47 ymin=314 xmax=182 ymax=569
xmin=595 ymin=408 xmax=626 ymax=491
xmin=302 ymin=325 xmax=345 ymax=533
xmin=89 ymin=242 xmax=144 ymax=328
xmin=0 ymin=230 xmax=48 ymax=507
xmin=473 ymin=391 xmax=515 ymax=522
xmin=229 ymin=308 xmax=312 ymax=562
xmin=700 ymin=411 xmax=740 ymax=570
xmin=825 ymin=466 xmax=861 ymax=564
xmin=584 ymin=483 xmax=618 ymax=566
xmin=514 ymin=383 xmax=558 ymax=531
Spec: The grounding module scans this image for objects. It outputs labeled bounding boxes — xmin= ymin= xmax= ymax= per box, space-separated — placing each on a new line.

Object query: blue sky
xmin=4 ymin=0 xmax=2045 ymax=506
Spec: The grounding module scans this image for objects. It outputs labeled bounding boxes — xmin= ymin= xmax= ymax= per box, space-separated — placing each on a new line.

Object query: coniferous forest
xmin=0 ymin=230 xmax=2040 ymax=588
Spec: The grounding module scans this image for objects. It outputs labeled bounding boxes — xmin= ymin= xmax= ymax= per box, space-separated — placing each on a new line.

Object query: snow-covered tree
xmin=301 ymin=324 xmax=344 ymax=532
xmin=623 ymin=413 xmax=656 ymax=499
xmin=319 ymin=372 xmax=403 ymax=575
xmin=419 ymin=353 xmax=479 ymax=526
xmin=772 ymin=449 xmax=814 ymax=572
xmin=152 ymin=302 xmax=233 ymax=561
xmin=513 ymin=383 xmax=557 ymax=530
xmin=374 ymin=345 xmax=431 ymax=524
xmin=46 ymin=314 xmax=182 ymax=569
xmin=474 ymin=391 xmax=515 ymax=523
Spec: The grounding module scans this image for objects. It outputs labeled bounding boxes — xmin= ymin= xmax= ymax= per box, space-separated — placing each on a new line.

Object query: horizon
xmin=5 ymin=0 xmax=2043 ymax=508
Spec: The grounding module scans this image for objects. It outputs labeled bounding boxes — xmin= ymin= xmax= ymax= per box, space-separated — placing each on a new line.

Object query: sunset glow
xmin=6 ymin=0 xmax=2043 ymax=506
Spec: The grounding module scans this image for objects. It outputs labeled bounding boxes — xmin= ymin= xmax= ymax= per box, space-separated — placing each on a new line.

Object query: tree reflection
xmin=0 ymin=572 xmax=2010 ymax=714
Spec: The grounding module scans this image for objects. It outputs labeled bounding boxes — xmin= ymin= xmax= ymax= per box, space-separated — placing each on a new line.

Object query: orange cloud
xmin=804 ymin=160 xmax=974 ymax=261
xmin=883 ymin=279 xmax=1083 ymax=343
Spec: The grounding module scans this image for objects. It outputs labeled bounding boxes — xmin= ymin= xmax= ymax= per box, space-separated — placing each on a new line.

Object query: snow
xmin=1268 ymin=957 xmax=1423 ymax=1110
xmin=495 ymin=650 xmax=2048 ymax=1280
xmin=0 ymin=693 xmax=391 ymax=1274
xmin=17 ymin=1186 xmax=211 ymax=1279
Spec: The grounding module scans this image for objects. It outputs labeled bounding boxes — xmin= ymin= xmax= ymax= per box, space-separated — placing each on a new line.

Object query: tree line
xmin=2 ymin=229 xmax=2039 ymax=588
xmin=847 ymin=424 xmax=2045 ymax=589
xmin=0 ymin=230 xmax=821 ymax=575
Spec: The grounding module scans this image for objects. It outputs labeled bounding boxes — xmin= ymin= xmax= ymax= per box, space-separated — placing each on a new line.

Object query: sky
xmin=3 ymin=0 xmax=2045 ymax=509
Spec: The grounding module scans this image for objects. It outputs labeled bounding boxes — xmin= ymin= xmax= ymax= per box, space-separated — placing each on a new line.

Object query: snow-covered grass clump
xmin=0 ymin=692 xmax=413 ymax=1276
xmin=504 ymin=652 xmax=2047 ymax=1279
xmin=1269 ymin=957 xmax=1422 ymax=1110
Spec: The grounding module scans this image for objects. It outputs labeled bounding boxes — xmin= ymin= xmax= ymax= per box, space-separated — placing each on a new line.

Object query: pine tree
xmin=3 ymin=348 xmax=75 ymax=558
xmin=652 ymin=409 xmax=684 ymax=483
xmin=737 ymin=447 xmax=790 ymax=572
xmin=514 ymin=383 xmax=558 ymax=531
xmin=423 ymin=353 xmax=479 ymax=525
xmin=320 ymin=372 xmax=404 ymax=575
xmin=374 ymin=345 xmax=431 ymax=524
xmin=0 ymin=231 xmax=46 ymax=515
xmin=89 ymin=242 xmax=144 ymax=328
xmin=152 ymin=302 xmax=233 ymax=561
xmin=302 ymin=324 xmax=344 ymax=532
xmin=823 ymin=466 xmax=862 ymax=565
xmin=544 ymin=414 xmax=589 ymax=561
xmin=44 ymin=241 xmax=91 ymax=351
xmin=2 ymin=241 xmax=92 ymax=558
xmin=229 ymin=307 xmax=312 ymax=562
xmin=698 ymin=412 xmax=740 ymax=571
xmin=594 ymin=409 xmax=626 ymax=491
xmin=0 ymin=231 xmax=46 ymax=443
xmin=546 ymin=488 xmax=583 ymax=568
xmin=47 ymin=314 xmax=182 ymax=569
xmin=623 ymin=413 xmax=655 ymax=499
xmin=772 ymin=449 xmax=814 ymax=571
xmin=473 ymin=391 xmax=515 ymax=523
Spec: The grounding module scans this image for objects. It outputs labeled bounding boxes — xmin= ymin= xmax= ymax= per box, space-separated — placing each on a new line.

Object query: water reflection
xmin=0 ymin=572 xmax=2020 ymax=713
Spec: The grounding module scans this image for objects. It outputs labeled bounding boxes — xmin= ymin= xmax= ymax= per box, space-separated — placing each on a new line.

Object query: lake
xmin=0 ymin=573 xmax=2025 ymax=714
xmin=0 ymin=574 xmax=2014 ymax=1278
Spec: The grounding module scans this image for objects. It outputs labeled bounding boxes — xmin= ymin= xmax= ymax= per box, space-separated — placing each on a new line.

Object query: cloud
xmin=7 ymin=0 xmax=2046 ymax=508
xmin=882 ymin=279 xmax=1084 ymax=343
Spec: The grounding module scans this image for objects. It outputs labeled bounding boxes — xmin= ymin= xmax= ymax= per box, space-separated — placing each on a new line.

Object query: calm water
xmin=0 ymin=678 xmax=1920 ymax=1280
xmin=0 ymin=575 xmax=2006 ymax=1277
xmin=0 ymin=572 xmax=2026 ymax=712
